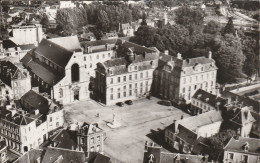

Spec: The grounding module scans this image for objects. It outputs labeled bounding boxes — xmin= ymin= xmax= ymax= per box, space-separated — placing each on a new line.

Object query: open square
xmin=64 ymin=98 xmax=190 ymax=163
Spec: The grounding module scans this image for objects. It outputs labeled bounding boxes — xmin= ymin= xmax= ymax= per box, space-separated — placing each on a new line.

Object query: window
xmin=110 ymin=78 xmax=113 ymax=84
xmin=196 ymin=76 xmax=198 ymax=81
xmin=242 ymin=155 xmax=248 ymax=163
xmin=183 ymin=88 xmax=185 ymax=93
xmin=81 ymin=137 xmax=84 ymax=143
xmin=201 ymin=67 xmax=204 ymax=71
xmin=123 ymin=92 xmax=126 ymax=97
xmin=135 ymin=66 xmax=138 ymax=70
xmin=140 ymin=73 xmax=143 ymax=78
xmin=71 ymin=64 xmax=80 ymax=82
xmin=91 ymin=137 xmax=94 ymax=143
xmin=146 ymin=71 xmax=148 ymax=77
xmin=110 ymin=88 xmax=113 ymax=93
xmin=189 ymin=77 xmax=192 ymax=83
xmin=129 ymin=75 xmax=132 ymax=80
xmin=90 ymin=146 xmax=94 ymax=152
xmin=96 ymin=145 xmax=100 ymax=152
xmin=135 ymin=74 xmax=137 ymax=79
xmin=49 ymin=117 xmax=52 ymax=122
xmin=201 ymin=75 xmax=203 ymax=80
xmin=129 ymin=90 xmax=132 ymax=96
xmin=110 ymin=94 xmax=113 ymax=100
xmin=84 ymin=56 xmax=86 ymax=61
xmin=123 ymin=76 xmax=126 ymax=82
xmin=183 ymin=78 xmax=186 ymax=84
xmin=59 ymin=88 xmax=63 ymax=98
xmin=211 ymin=81 xmax=214 ymax=86
xmin=118 ymin=93 xmax=120 ymax=98
xmin=97 ymin=136 xmax=100 ymax=142
xmin=56 ymin=122 xmax=59 ymax=127
xmin=103 ymin=54 xmax=105 ymax=58
xmin=97 ymin=54 xmax=99 ymax=59
xmin=124 ymin=86 xmax=126 ymax=90
xmin=118 ymin=77 xmax=120 ymax=83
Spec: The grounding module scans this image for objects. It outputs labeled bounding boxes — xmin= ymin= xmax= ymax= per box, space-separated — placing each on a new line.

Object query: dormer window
xmin=201 ymin=67 xmax=204 ymax=71
xmin=134 ymin=66 xmax=138 ymax=70
xmin=108 ymin=69 xmax=113 ymax=75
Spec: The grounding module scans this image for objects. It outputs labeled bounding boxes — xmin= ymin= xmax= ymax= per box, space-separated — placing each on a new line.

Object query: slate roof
xmin=176 ymin=110 xmax=223 ymax=132
xmin=41 ymin=147 xmax=86 ymax=163
xmin=1 ymin=109 xmax=37 ymax=126
xmin=48 ymin=36 xmax=81 ymax=51
xmin=176 ymin=124 xmax=197 ymax=145
xmin=224 ymin=137 xmax=260 ymax=155
xmin=34 ymin=38 xmax=73 ymax=68
xmin=88 ymin=152 xmax=111 ymax=163
xmin=50 ymin=129 xmax=78 ymax=150
xmin=20 ymin=90 xmax=49 ymax=115
xmin=14 ymin=149 xmax=44 ymax=163
xmin=2 ymin=39 xmax=17 ymax=49
xmin=230 ymin=106 xmax=256 ymax=127
xmin=143 ymin=146 xmax=208 ymax=163
xmin=17 ymin=44 xmax=36 ymax=51
xmin=116 ymin=39 xmax=156 ymax=54
xmin=192 ymin=89 xmax=227 ymax=108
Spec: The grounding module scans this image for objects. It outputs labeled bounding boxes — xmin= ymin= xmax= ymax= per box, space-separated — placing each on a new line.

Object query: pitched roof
xmin=2 ymin=39 xmax=17 ymax=49
xmin=34 ymin=39 xmax=73 ymax=68
xmin=50 ymin=129 xmax=78 ymax=150
xmin=192 ymin=89 xmax=227 ymax=108
xmin=48 ymin=36 xmax=81 ymax=51
xmin=224 ymin=137 xmax=260 ymax=155
xmin=230 ymin=106 xmax=256 ymax=126
xmin=116 ymin=39 xmax=156 ymax=54
xmin=14 ymin=149 xmax=44 ymax=163
xmin=88 ymin=152 xmax=111 ymax=163
xmin=41 ymin=147 xmax=86 ymax=163
xmin=17 ymin=44 xmax=36 ymax=51
xmin=79 ymin=122 xmax=104 ymax=135
xmin=176 ymin=110 xmax=223 ymax=132
xmin=20 ymin=90 xmax=49 ymax=115
xmin=177 ymin=124 xmax=197 ymax=145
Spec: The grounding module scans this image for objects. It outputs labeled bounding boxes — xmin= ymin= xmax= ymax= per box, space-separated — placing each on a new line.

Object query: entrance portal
xmin=73 ymin=87 xmax=80 ymax=101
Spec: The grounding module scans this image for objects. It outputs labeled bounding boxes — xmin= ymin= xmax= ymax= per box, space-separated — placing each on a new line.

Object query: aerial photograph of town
xmin=0 ymin=0 xmax=259 ymax=162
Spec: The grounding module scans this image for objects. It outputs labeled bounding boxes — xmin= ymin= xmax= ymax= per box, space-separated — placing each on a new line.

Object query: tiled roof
xmin=41 ymin=147 xmax=86 ymax=163
xmin=224 ymin=137 xmax=260 ymax=154
xmin=20 ymin=90 xmax=49 ymax=115
xmin=192 ymin=89 xmax=227 ymax=108
xmin=34 ymin=39 xmax=73 ymax=68
xmin=49 ymin=36 xmax=81 ymax=51
xmin=230 ymin=106 xmax=256 ymax=126
xmin=50 ymin=129 xmax=78 ymax=150
xmin=176 ymin=110 xmax=223 ymax=132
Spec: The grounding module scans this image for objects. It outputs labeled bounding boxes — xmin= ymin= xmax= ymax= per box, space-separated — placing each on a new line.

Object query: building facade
xmin=0 ymin=61 xmax=31 ymax=100
xmin=191 ymin=89 xmax=226 ymax=115
xmin=223 ymin=137 xmax=260 ymax=163
xmin=95 ymin=40 xmax=159 ymax=105
xmin=21 ymin=36 xmax=90 ymax=104
xmin=0 ymin=140 xmax=8 ymax=163
xmin=153 ymin=52 xmax=218 ymax=104
xmin=8 ymin=24 xmax=43 ymax=45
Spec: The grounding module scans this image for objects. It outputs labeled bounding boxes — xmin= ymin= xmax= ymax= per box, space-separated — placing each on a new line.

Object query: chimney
xmin=177 ymin=53 xmax=182 ymax=59
xmin=34 ymin=109 xmax=39 ymax=115
xmin=208 ymin=51 xmax=212 ymax=59
xmin=164 ymin=50 xmax=169 ymax=55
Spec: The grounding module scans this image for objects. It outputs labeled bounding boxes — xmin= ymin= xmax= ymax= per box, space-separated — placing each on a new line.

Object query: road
xmin=64 ymin=98 xmax=190 ymax=163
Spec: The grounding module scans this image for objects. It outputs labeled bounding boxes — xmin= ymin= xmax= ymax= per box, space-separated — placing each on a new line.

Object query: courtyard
xmin=64 ymin=98 xmax=190 ymax=163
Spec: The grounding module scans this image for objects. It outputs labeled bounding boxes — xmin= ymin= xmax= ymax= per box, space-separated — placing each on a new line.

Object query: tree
xmin=40 ymin=14 xmax=49 ymax=28
xmin=97 ymin=10 xmax=110 ymax=32
xmin=205 ymin=129 xmax=237 ymax=161
xmin=213 ymin=34 xmax=246 ymax=83
xmin=203 ymin=20 xmax=222 ymax=35
xmin=223 ymin=17 xmax=235 ymax=36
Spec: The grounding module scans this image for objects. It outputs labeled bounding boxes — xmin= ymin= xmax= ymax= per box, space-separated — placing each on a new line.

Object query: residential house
xmin=0 ymin=61 xmax=31 ymax=100
xmin=191 ymin=89 xmax=227 ymax=115
xmin=101 ymin=32 xmax=118 ymax=40
xmin=21 ymin=36 xmax=90 ymax=104
xmin=223 ymin=136 xmax=260 ymax=163
xmin=165 ymin=110 xmax=223 ymax=153
xmin=119 ymin=23 xmax=134 ymax=36
xmin=153 ymin=52 xmax=218 ymax=104
xmin=94 ymin=39 xmax=159 ymax=105
xmin=143 ymin=142 xmax=209 ymax=163
xmin=81 ymin=32 xmax=96 ymax=41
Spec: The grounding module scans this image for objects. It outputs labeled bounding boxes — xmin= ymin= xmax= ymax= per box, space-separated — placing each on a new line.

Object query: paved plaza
xmin=64 ymin=98 xmax=190 ymax=163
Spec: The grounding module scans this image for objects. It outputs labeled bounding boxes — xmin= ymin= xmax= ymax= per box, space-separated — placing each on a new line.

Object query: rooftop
xmin=48 ymin=36 xmax=81 ymax=51
xmin=224 ymin=136 xmax=260 ymax=155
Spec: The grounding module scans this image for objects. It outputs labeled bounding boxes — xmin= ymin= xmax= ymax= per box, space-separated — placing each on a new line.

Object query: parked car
xmin=125 ymin=100 xmax=133 ymax=105
xmin=158 ymin=100 xmax=172 ymax=106
xmin=116 ymin=102 xmax=124 ymax=107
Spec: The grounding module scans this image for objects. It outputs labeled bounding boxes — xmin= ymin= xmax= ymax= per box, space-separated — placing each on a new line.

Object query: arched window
xmin=71 ymin=64 xmax=80 ymax=82
xmin=59 ymin=88 xmax=63 ymax=98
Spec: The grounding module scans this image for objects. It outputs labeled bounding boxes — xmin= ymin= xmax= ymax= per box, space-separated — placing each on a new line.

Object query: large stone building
xmin=0 ymin=61 xmax=31 ymax=100
xmin=153 ymin=52 xmax=218 ymax=104
xmin=165 ymin=110 xmax=223 ymax=154
xmin=8 ymin=24 xmax=43 ymax=45
xmin=94 ymin=39 xmax=159 ymax=105
xmin=0 ymin=90 xmax=64 ymax=154
xmin=223 ymin=136 xmax=260 ymax=163
xmin=21 ymin=36 xmax=90 ymax=104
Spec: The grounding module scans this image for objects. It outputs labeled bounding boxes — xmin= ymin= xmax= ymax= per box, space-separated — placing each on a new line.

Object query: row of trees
xmin=56 ymin=3 xmax=143 ymax=36
xmin=130 ymin=6 xmax=259 ymax=84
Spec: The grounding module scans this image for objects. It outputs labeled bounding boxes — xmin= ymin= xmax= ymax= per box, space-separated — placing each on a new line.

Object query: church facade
xmin=21 ymin=36 xmax=90 ymax=104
